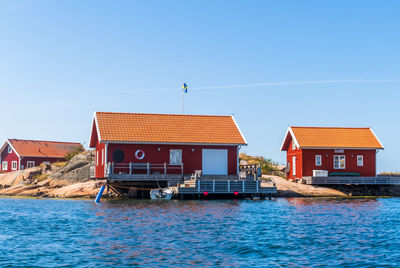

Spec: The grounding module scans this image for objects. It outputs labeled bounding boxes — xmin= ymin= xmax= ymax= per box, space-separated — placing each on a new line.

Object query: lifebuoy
xmin=135 ymin=149 xmax=145 ymax=160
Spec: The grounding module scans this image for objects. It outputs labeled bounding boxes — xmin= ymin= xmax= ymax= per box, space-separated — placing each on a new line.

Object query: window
xmin=334 ymin=155 xmax=345 ymax=169
xmin=27 ymin=161 xmax=35 ymax=169
xmin=8 ymin=146 xmax=12 ymax=153
xmin=292 ymin=141 xmax=296 ymax=150
xmin=42 ymin=161 xmax=50 ymax=165
xmin=170 ymin=149 xmax=182 ymax=165
xmin=11 ymin=161 xmax=17 ymax=171
xmin=292 ymin=156 xmax=296 ymax=176
xmin=96 ymin=151 xmax=99 ymax=166
xmin=102 ymin=149 xmax=104 ymax=165
xmin=357 ymin=155 xmax=364 ymax=166
xmin=2 ymin=161 xmax=8 ymax=171
xmin=315 ymin=155 xmax=322 ymax=166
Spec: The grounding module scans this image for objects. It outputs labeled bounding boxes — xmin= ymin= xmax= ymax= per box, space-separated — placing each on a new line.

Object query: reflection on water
xmin=0 ymin=198 xmax=400 ymax=267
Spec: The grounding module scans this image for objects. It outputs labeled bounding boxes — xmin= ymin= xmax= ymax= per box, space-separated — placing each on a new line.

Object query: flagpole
xmin=182 ymin=89 xmax=184 ymax=114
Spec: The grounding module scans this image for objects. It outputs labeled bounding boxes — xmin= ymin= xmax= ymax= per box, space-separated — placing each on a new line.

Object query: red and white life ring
xmin=135 ymin=149 xmax=145 ymax=160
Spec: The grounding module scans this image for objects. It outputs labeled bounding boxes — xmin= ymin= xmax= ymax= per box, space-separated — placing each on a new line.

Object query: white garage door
xmin=202 ymin=149 xmax=228 ymax=175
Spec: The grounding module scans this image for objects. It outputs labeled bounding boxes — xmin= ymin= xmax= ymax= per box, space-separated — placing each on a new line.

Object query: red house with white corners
xmin=281 ymin=127 xmax=384 ymax=180
xmin=0 ymin=139 xmax=83 ymax=173
xmin=89 ymin=112 xmax=247 ymax=178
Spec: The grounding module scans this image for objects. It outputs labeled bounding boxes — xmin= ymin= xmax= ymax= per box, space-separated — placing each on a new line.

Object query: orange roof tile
xmin=93 ymin=112 xmax=247 ymax=145
xmin=7 ymin=139 xmax=83 ymax=158
xmin=281 ymin=127 xmax=383 ymax=150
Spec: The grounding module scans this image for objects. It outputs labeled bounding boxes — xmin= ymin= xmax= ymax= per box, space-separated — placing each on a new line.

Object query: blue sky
xmin=0 ymin=0 xmax=399 ymax=172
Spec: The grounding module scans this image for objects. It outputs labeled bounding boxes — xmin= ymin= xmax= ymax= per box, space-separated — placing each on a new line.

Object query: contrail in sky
xmin=194 ymin=79 xmax=400 ymax=90
xmin=119 ymin=79 xmax=400 ymax=93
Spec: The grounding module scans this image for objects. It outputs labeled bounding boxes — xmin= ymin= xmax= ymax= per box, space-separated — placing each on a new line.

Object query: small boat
xmin=150 ymin=188 xmax=174 ymax=200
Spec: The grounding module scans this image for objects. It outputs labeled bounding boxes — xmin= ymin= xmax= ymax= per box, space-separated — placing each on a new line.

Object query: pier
xmin=96 ymin=163 xmax=277 ymax=199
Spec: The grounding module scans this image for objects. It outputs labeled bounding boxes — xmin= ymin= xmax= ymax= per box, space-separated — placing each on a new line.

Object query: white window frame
xmin=292 ymin=156 xmax=296 ymax=176
xmin=2 ymin=161 xmax=8 ymax=171
xmin=170 ymin=149 xmax=183 ymax=165
xmin=315 ymin=155 xmax=322 ymax=166
xmin=292 ymin=141 xmax=296 ymax=150
xmin=7 ymin=146 xmax=12 ymax=153
xmin=102 ymin=149 xmax=104 ymax=165
xmin=334 ymin=155 xmax=346 ymax=169
xmin=11 ymin=161 xmax=17 ymax=171
xmin=357 ymin=155 xmax=364 ymax=167
xmin=96 ymin=151 xmax=99 ymax=166
xmin=27 ymin=161 xmax=35 ymax=169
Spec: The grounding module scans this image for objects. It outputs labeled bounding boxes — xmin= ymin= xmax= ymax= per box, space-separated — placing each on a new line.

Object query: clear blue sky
xmin=1 ymin=0 xmax=399 ymax=172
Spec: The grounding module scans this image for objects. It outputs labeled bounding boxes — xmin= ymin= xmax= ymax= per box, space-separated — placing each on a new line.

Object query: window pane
xmin=170 ymin=150 xmax=182 ymax=164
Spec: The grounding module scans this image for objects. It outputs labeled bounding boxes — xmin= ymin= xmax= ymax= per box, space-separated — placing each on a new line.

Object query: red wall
xmin=0 ymin=145 xmax=19 ymax=173
xmin=20 ymin=157 xmax=65 ymax=169
xmin=93 ymin=142 xmax=238 ymax=178
xmin=285 ymin=136 xmax=302 ymax=180
xmin=302 ymin=149 xmax=377 ymax=177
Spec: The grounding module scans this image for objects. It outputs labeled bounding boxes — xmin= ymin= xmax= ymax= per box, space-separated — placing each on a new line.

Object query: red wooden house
xmin=0 ymin=139 xmax=83 ymax=173
xmin=89 ymin=112 xmax=247 ymax=178
xmin=281 ymin=127 xmax=384 ymax=180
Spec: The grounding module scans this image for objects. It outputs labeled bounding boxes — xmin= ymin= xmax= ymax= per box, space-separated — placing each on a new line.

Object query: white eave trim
xmin=231 ymin=115 xmax=248 ymax=145
xmin=89 ymin=112 xmax=102 ymax=148
xmin=280 ymin=127 xmax=300 ymax=151
xmin=2 ymin=140 xmax=21 ymax=158
xmin=100 ymin=140 xmax=247 ymax=146
xmin=369 ymin=128 xmax=384 ymax=150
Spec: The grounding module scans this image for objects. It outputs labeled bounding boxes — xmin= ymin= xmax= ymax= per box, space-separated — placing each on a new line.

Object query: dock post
xmin=95 ymin=185 xmax=106 ymax=203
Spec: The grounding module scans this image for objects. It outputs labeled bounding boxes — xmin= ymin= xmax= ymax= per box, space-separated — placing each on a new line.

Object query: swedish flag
xmin=183 ymin=83 xmax=188 ymax=93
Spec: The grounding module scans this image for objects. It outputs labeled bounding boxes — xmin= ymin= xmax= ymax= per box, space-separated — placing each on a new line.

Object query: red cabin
xmin=281 ymin=127 xmax=384 ymax=180
xmin=89 ymin=112 xmax=247 ymax=178
xmin=0 ymin=139 xmax=83 ymax=173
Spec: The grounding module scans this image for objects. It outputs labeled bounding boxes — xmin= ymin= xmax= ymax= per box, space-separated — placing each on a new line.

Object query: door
xmin=202 ymin=149 xmax=228 ymax=175
xmin=292 ymin=156 xmax=296 ymax=177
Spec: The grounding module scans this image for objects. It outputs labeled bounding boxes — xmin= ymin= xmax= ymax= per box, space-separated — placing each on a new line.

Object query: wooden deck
xmin=177 ymin=179 xmax=277 ymax=195
xmin=305 ymin=176 xmax=400 ymax=185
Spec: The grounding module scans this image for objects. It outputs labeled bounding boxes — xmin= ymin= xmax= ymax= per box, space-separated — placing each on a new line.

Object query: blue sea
xmin=0 ymin=197 xmax=399 ymax=267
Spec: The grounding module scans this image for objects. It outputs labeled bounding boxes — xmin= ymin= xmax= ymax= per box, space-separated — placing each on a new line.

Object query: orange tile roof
xmin=93 ymin=112 xmax=247 ymax=145
xmin=8 ymin=139 xmax=83 ymax=158
xmin=283 ymin=127 xmax=383 ymax=149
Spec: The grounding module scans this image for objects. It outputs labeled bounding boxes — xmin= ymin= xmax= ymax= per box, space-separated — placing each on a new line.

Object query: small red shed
xmin=280 ymin=127 xmax=384 ymax=180
xmin=0 ymin=139 xmax=83 ymax=173
xmin=89 ymin=112 xmax=247 ymax=178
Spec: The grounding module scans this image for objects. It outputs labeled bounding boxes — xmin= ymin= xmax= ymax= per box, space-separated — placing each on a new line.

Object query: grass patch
xmin=32 ymin=174 xmax=49 ymax=182
xmin=65 ymin=146 xmax=85 ymax=162
xmin=53 ymin=162 xmax=67 ymax=168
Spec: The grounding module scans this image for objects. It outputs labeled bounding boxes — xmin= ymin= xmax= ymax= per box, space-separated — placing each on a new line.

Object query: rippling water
xmin=0 ymin=197 xmax=400 ymax=267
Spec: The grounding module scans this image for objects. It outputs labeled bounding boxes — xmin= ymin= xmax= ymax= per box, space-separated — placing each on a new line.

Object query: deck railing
xmin=305 ymin=176 xmax=400 ymax=185
xmin=106 ymin=162 xmax=184 ymax=176
xmin=178 ymin=179 xmax=276 ymax=194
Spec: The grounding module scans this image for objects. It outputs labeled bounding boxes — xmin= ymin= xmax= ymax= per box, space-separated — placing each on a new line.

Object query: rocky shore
xmin=0 ymin=151 xmax=105 ymax=198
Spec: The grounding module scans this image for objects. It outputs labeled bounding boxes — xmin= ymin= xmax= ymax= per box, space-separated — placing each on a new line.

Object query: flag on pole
xmin=183 ymin=83 xmax=188 ymax=93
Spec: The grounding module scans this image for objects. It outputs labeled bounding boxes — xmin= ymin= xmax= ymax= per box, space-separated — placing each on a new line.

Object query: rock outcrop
xmin=0 ymin=151 xmax=105 ymax=198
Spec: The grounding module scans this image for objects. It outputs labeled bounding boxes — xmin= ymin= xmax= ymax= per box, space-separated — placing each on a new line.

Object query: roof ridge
xmin=95 ymin=111 xmax=232 ymax=117
xmin=290 ymin=126 xmax=371 ymax=129
xmin=8 ymin=139 xmax=81 ymax=145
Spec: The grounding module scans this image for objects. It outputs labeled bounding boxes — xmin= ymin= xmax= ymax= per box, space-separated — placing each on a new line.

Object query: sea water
xmin=0 ymin=197 xmax=399 ymax=267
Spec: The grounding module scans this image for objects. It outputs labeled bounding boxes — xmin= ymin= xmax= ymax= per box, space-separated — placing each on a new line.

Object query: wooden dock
xmin=177 ymin=178 xmax=277 ymax=198
xmin=304 ymin=176 xmax=400 ymax=185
